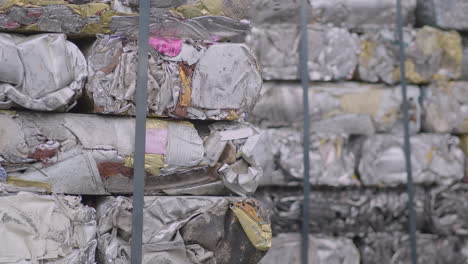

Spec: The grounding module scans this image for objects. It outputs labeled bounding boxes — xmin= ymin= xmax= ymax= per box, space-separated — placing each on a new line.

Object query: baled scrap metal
xmin=416 ymin=0 xmax=468 ymax=31
xmin=245 ymin=24 xmax=359 ymax=81
xmin=422 ymin=82 xmax=468 ymax=133
xmin=0 ymin=33 xmax=87 ymax=112
xmin=259 ymin=128 xmax=358 ymax=187
xmin=85 ymin=35 xmax=262 ymax=120
xmin=358 ymin=26 xmax=462 ymax=85
xmin=254 ymin=187 xmax=427 ymax=236
xmin=0 ymin=111 xmax=265 ymax=196
xmin=358 ymin=134 xmax=465 ymax=187
xmin=357 ymin=232 xmax=468 ymax=264
xmin=247 ymin=0 xmax=416 ymax=31
xmin=258 ymin=233 xmax=360 ymax=264
xmin=249 ymin=82 xmax=421 ymax=135
xmin=111 ymin=0 xmax=252 ymax=19
xmin=0 ymin=192 xmax=97 ymax=264
xmin=429 ymin=184 xmax=468 ymax=236
xmin=110 ymin=11 xmax=250 ymax=41
xmin=96 ymin=196 xmax=271 ymax=264
xmin=0 ymin=0 xmax=132 ymax=36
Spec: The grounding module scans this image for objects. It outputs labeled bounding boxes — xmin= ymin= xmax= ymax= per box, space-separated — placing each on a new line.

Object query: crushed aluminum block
xmin=111 ymin=0 xmax=252 ymax=19
xmin=247 ymin=0 xmax=416 ymax=31
xmin=0 ymin=192 xmax=97 ymax=263
xmin=85 ymin=35 xmax=262 ymax=120
xmin=358 ymin=134 xmax=465 ymax=187
xmin=416 ymin=0 xmax=468 ymax=31
xmin=0 ymin=33 xmax=87 ymax=112
xmin=259 ymin=128 xmax=358 ymax=187
xmin=254 ymin=187 xmax=427 ymax=236
xmin=259 ymin=233 xmax=360 ymax=264
xmin=358 ymin=26 xmax=462 ymax=85
xmin=249 ymin=82 xmax=421 ymax=135
xmin=357 ymin=233 xmax=468 ymax=264
xmin=422 ymin=82 xmax=468 ymax=133
xmin=245 ymin=24 xmax=359 ymax=81
xmin=429 ymin=184 xmax=468 ymax=236
xmin=0 ymin=1 xmax=131 ymax=36
xmin=111 ymin=13 xmax=251 ymax=41
xmin=0 ymin=111 xmax=265 ymax=196
xmin=96 ymin=196 xmax=271 ymax=264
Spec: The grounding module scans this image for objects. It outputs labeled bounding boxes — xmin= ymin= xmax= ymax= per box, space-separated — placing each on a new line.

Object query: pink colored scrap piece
xmin=145 ymin=129 xmax=168 ymax=155
xmin=148 ymin=37 xmax=183 ymax=57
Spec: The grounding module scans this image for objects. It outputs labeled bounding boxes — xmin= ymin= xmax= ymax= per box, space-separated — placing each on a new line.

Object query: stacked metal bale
xmin=0 ymin=1 xmax=272 ymax=263
xmin=245 ymin=0 xmax=468 ymax=263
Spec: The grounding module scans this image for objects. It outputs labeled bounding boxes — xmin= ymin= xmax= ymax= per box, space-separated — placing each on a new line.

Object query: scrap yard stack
xmin=0 ymin=1 xmax=272 ymax=263
xmin=244 ymin=0 xmax=468 ymax=263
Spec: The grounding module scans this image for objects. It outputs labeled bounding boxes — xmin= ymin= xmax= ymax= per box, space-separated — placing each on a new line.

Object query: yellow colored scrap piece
xmin=172 ymin=0 xmax=224 ymax=19
xmin=178 ymin=66 xmax=192 ymax=107
xmin=6 ymin=177 xmax=52 ymax=192
xmin=359 ymin=40 xmax=376 ymax=66
xmin=231 ymin=201 xmax=272 ymax=251
xmin=338 ymin=89 xmax=384 ymax=118
xmin=393 ymin=60 xmax=427 ymax=84
xmin=124 ymin=154 xmax=165 ymax=176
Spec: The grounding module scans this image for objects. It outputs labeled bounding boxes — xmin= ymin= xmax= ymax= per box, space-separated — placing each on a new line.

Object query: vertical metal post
xmin=130 ymin=0 xmax=150 ymax=263
xmin=299 ymin=0 xmax=310 ymax=264
xmin=396 ymin=0 xmax=418 ymax=263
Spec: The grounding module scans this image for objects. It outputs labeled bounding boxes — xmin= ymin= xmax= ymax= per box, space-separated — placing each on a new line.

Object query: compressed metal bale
xmin=85 ymin=35 xmax=262 ymax=120
xmin=0 ymin=33 xmax=87 ymax=112
xmin=357 ymin=232 xmax=468 ymax=264
xmin=259 ymin=128 xmax=358 ymax=187
xmin=247 ymin=0 xmax=416 ymax=31
xmin=254 ymin=187 xmax=428 ymax=236
xmin=96 ymin=196 xmax=271 ymax=264
xmin=0 ymin=0 xmax=131 ymax=36
xmin=259 ymin=233 xmax=360 ymax=264
xmin=0 ymin=111 xmax=265 ymax=196
xmin=429 ymin=184 xmax=468 ymax=236
xmin=358 ymin=134 xmax=465 ymax=187
xmin=249 ymin=82 xmax=421 ymax=135
xmin=422 ymin=82 xmax=468 ymax=133
xmin=0 ymin=191 xmax=97 ymax=263
xmin=110 ymin=12 xmax=251 ymax=41
xmin=111 ymin=0 xmax=252 ymax=19
xmin=245 ymin=24 xmax=360 ymax=81
xmin=416 ymin=0 xmax=468 ymax=31
xmin=358 ymin=26 xmax=462 ymax=85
